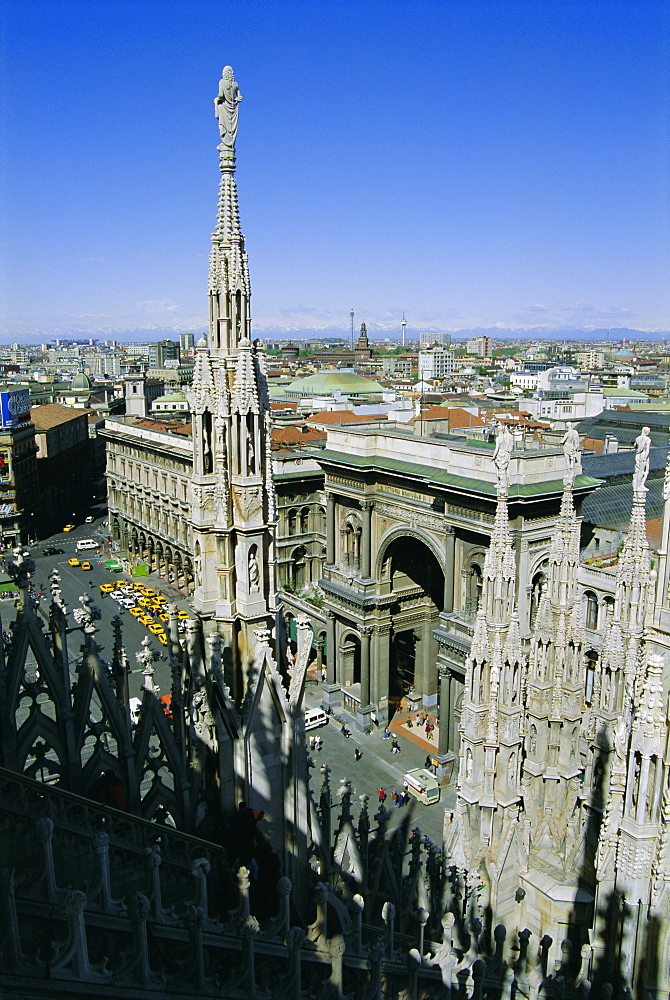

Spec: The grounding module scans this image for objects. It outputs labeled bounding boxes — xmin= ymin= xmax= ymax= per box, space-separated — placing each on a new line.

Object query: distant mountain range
xmin=7 ymin=324 xmax=670 ymax=346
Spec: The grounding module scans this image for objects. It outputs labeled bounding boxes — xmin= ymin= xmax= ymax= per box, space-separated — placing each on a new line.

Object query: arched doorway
xmin=380 ymin=535 xmax=444 ymax=710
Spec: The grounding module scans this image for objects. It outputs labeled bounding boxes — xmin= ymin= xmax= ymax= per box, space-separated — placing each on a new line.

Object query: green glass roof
xmin=286 ymin=369 xmax=384 ymax=396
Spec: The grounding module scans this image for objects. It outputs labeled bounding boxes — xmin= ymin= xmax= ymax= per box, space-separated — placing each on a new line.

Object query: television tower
xmin=401 ymin=312 xmax=407 ymax=348
xmin=350 ymin=308 xmax=354 ymax=350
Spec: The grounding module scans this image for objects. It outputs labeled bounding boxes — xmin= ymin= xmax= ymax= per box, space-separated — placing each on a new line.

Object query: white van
xmin=404 ymin=768 xmax=441 ymax=805
xmin=305 ymin=708 xmax=328 ymax=731
xmin=76 ymin=539 xmax=98 ymax=551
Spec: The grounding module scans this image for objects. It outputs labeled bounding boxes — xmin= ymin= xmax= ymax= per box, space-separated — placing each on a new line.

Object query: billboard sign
xmin=0 ymin=389 xmax=30 ymax=428
xmin=0 ymin=448 xmax=11 ymax=484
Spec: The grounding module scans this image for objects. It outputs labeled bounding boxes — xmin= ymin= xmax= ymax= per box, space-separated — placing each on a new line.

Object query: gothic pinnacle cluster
xmin=189 ymin=67 xmax=277 ymax=686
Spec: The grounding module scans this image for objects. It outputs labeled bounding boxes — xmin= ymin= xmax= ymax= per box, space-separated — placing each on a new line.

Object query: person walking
xmin=391 ymin=789 xmax=398 ymax=807
xmin=391 ymin=738 xmax=400 ymax=755
xmin=378 ymin=788 xmax=386 ymax=804
xmin=354 ymin=747 xmax=362 ymax=761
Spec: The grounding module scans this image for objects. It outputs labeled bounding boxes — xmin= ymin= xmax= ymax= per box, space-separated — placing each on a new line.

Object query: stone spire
xmin=451 ymin=442 xmax=525 ymax=907
xmin=523 ymin=475 xmax=586 ymax=884
xmin=189 ymin=67 xmax=277 ymax=695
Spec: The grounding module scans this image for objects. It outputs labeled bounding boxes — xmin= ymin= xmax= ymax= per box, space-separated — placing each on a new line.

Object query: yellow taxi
xmin=158 ymin=612 xmax=169 ymax=622
xmin=138 ymin=597 xmax=153 ymax=607
xmin=140 ymin=587 xmax=157 ymax=598
xmin=63 ymin=524 xmax=75 ymax=532
xmin=132 ymin=581 xmax=147 ymax=591
xmin=99 ymin=583 xmax=116 ymax=593
xmin=177 ymin=610 xmax=190 ymax=620
xmin=148 ymin=623 xmax=165 ymax=636
xmin=68 ymin=557 xmax=80 ymax=567
xmin=129 ymin=608 xmax=143 ymax=618
xmin=80 ymin=561 xmax=92 ymax=571
xmin=157 ymin=633 xmax=168 ymax=646
xmin=139 ymin=614 xmax=153 ymax=626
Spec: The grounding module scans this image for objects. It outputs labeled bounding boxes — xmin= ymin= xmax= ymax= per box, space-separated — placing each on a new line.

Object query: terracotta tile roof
xmin=271 ymin=425 xmax=326 ymax=449
xmin=306 ymin=410 xmax=385 ymax=425
xmin=31 ymin=403 xmax=89 ymax=430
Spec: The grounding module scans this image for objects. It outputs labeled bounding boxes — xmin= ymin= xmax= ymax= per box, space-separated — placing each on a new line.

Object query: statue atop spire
xmin=633 ymin=425 xmax=651 ymax=494
xmin=561 ymin=421 xmax=580 ymax=486
xmin=493 ymin=421 xmax=514 ymax=493
xmin=215 ymin=65 xmax=242 ymax=149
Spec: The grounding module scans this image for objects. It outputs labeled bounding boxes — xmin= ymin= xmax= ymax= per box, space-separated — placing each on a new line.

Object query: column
xmin=361 ymin=501 xmax=373 ymax=579
xmin=322 ymin=610 xmax=342 ymax=713
xmin=326 ymin=494 xmax=335 ymax=565
xmin=356 ymin=626 xmax=374 ymax=731
xmin=315 ymin=635 xmax=324 ymax=681
xmin=360 ymin=627 xmax=371 ymax=707
xmin=443 ymin=526 xmax=455 ymax=613
xmin=438 ymin=665 xmax=451 ymax=757
xmin=326 ymin=612 xmax=336 ymax=684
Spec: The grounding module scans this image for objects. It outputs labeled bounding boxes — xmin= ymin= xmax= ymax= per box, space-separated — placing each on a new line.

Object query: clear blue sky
xmin=1 ymin=0 xmax=669 ymax=342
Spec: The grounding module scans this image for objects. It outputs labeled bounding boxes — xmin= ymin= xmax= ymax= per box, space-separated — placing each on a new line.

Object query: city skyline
xmin=1 ymin=0 xmax=668 ymax=342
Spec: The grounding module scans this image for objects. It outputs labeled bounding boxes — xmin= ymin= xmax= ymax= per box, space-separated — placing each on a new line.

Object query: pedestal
xmin=355 ymin=704 xmax=374 ymax=734
xmin=321 ymin=682 xmax=342 ymax=714
xmin=434 ymin=752 xmax=456 ymax=786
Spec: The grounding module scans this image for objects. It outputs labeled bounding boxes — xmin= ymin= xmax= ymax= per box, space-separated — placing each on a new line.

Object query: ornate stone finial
xmin=561 ymin=422 xmax=580 ymax=486
xmin=214 ymin=66 xmax=242 ymax=149
xmin=633 ymin=425 xmax=651 ymax=494
xmin=73 ymin=593 xmax=102 ymax=633
xmin=136 ymin=637 xmax=160 ymax=693
xmin=493 ymin=421 xmax=514 ymax=494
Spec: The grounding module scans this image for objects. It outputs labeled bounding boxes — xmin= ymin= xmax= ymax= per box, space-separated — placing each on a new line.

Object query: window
xmin=585 ymin=591 xmax=598 ymax=630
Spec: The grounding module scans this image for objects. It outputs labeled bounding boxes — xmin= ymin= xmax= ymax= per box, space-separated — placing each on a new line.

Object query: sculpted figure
xmin=561 ymin=422 xmax=580 ymax=483
xmin=493 ymin=422 xmax=514 ymax=490
xmin=215 ymin=66 xmax=242 ymax=147
xmin=249 ymin=549 xmax=260 ymax=593
xmin=633 ymin=426 xmax=651 ymax=492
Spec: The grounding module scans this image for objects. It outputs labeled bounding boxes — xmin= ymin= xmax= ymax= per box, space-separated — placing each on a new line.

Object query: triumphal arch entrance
xmin=317 ymin=425 xmax=599 ymax=767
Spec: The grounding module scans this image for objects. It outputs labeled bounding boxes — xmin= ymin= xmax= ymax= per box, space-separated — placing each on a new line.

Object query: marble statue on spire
xmin=561 ymin=422 xmax=580 ymax=486
xmin=493 ymin=421 xmax=514 ymax=492
xmin=215 ymin=65 xmax=242 ymax=148
xmin=633 ymin=425 xmax=651 ymax=493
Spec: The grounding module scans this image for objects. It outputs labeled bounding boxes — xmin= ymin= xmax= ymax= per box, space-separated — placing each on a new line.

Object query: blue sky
xmin=1 ymin=0 xmax=669 ymax=341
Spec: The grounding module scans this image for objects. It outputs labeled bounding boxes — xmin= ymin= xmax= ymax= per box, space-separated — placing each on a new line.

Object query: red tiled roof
xmin=306 ymin=410 xmax=385 ymax=425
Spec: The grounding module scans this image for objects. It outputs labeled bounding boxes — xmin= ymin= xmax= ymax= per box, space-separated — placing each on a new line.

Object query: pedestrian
xmin=391 ymin=789 xmax=398 ymax=806
xmin=391 ymin=738 xmax=400 ymax=754
xmin=383 ymin=726 xmax=390 ymax=739
xmin=425 ymin=755 xmax=433 ymax=771
xmin=403 ymin=790 xmax=410 ymax=806
xmin=378 ymin=787 xmax=386 ymax=803
xmin=406 ymin=717 xmax=413 ymax=728
xmin=309 ymin=735 xmax=315 ymax=751
xmin=354 ymin=747 xmax=362 ymax=761
xmin=316 ymin=736 xmax=323 ymax=752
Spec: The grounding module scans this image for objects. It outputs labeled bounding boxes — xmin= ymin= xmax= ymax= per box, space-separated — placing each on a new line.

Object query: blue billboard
xmin=0 ymin=389 xmax=30 ymax=428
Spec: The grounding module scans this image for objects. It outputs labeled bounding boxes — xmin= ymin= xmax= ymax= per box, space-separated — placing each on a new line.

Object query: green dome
xmin=285 ymin=368 xmax=384 ymax=397
xmin=71 ymin=371 xmax=92 ymax=390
